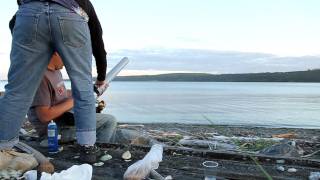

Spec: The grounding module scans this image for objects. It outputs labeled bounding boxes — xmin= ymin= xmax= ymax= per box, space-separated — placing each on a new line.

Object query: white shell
xmin=100 ymin=154 xmax=112 ymax=161
xmin=288 ymin=168 xmax=297 ymax=173
xmin=122 ymin=151 xmax=132 ymax=160
xmin=93 ymin=162 xmax=104 ymax=167
xmin=276 ymin=166 xmax=285 ymax=172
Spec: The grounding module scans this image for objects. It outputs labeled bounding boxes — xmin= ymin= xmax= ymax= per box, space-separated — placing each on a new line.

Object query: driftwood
xmin=179 ymin=139 xmax=237 ymax=150
xmin=301 ymin=149 xmax=320 ymax=158
xmin=207 ymin=135 xmax=284 ymax=142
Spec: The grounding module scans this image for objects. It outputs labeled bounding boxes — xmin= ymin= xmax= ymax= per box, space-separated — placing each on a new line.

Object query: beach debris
xmin=272 ymin=133 xmax=297 ymax=139
xmin=122 ymin=151 xmax=132 ymax=160
xmin=0 ymin=169 xmax=22 ymax=179
xmin=59 ymin=146 xmax=64 ymax=152
xmin=165 ymin=175 xmax=173 ymax=180
xmin=131 ymin=137 xmax=150 ymax=146
xmin=208 ymin=142 xmax=217 ymax=150
xmin=309 ymin=172 xmax=320 ymax=180
xmin=100 ymin=154 xmax=112 ymax=162
xmin=0 ymin=150 xmax=38 ymax=174
xmin=302 ymin=150 xmax=320 ymax=158
xmin=276 ymin=166 xmax=285 ymax=172
xmin=172 ymin=152 xmax=182 ymax=156
xmin=276 ymin=159 xmax=285 ymax=164
xmin=179 ymin=139 xmax=237 ymax=150
xmin=93 ymin=162 xmax=104 ymax=167
xmin=259 ymin=143 xmax=300 ymax=157
xmin=41 ymin=164 xmax=92 ymax=180
xmin=22 ymin=170 xmax=37 ymax=180
xmin=287 ymin=168 xmax=297 ymax=173
xmin=118 ymin=124 xmax=145 ymax=128
xmin=73 ymin=156 xmax=80 ymax=159
xmin=289 ymin=141 xmax=296 ymax=147
xmin=150 ymin=169 xmax=165 ymax=180
xmin=208 ymin=135 xmax=284 ymax=142
xmin=124 ymin=144 xmax=163 ymax=180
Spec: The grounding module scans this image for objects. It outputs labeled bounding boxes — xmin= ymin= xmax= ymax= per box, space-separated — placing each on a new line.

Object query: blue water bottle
xmin=48 ymin=120 xmax=59 ymax=154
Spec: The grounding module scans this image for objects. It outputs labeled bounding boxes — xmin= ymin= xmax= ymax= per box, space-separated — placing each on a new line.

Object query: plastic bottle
xmin=48 ymin=120 xmax=59 ymax=154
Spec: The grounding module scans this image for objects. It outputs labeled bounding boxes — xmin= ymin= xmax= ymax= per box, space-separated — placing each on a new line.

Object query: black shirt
xmin=11 ymin=0 xmax=107 ymax=81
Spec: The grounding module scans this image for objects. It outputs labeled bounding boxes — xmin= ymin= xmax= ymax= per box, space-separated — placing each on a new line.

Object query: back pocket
xmin=58 ymin=16 xmax=89 ymax=48
xmin=13 ymin=13 xmax=39 ymax=46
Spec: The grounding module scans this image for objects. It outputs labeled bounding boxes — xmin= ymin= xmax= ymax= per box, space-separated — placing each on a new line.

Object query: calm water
xmin=1 ymin=81 xmax=320 ymax=128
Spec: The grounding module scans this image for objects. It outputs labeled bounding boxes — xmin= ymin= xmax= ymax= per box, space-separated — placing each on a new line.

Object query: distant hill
xmin=113 ymin=69 xmax=320 ymax=82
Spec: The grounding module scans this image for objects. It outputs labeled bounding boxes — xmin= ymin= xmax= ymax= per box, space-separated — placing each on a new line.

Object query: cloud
xmin=108 ymin=48 xmax=320 ymax=74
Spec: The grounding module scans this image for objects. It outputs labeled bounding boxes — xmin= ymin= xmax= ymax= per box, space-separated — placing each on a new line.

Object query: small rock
xmin=93 ymin=162 xmax=104 ymax=167
xmin=122 ymin=151 xmax=132 ymax=160
xmin=290 ymin=141 xmax=296 ymax=147
xmin=288 ymin=168 xmax=297 ymax=173
xmin=276 ymin=159 xmax=285 ymax=164
xmin=100 ymin=154 xmax=112 ymax=162
xmin=276 ymin=166 xmax=285 ymax=172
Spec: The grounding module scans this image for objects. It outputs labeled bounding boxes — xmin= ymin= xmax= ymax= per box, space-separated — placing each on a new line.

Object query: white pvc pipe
xmin=106 ymin=57 xmax=129 ymax=83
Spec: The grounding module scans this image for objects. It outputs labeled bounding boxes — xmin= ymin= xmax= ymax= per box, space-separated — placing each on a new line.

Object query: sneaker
xmin=78 ymin=144 xmax=102 ymax=164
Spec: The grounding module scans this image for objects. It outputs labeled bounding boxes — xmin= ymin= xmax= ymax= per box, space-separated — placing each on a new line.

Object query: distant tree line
xmin=112 ymin=69 xmax=320 ymax=82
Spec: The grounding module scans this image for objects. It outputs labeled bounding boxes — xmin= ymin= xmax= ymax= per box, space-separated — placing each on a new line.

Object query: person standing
xmin=1 ymin=0 xmax=107 ymax=163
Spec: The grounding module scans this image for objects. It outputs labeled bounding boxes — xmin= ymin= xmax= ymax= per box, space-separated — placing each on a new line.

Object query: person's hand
xmin=94 ymin=80 xmax=109 ymax=96
xmin=95 ymin=80 xmax=109 ymax=89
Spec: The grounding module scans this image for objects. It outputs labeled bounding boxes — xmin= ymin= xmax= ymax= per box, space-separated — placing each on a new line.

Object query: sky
xmin=1 ymin=0 xmax=320 ymax=79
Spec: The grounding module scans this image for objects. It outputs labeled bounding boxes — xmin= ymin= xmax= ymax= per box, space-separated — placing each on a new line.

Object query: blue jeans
xmin=0 ymin=1 xmax=96 ymax=149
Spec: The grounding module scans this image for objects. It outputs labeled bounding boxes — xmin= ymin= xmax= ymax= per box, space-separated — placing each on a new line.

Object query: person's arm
xmin=86 ymin=0 xmax=107 ymax=82
xmin=35 ymin=98 xmax=74 ymax=124
xmin=67 ymin=89 xmax=72 ymax=97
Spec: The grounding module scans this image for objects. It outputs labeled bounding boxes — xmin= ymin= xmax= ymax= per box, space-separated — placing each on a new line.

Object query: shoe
xmin=78 ymin=144 xmax=102 ymax=164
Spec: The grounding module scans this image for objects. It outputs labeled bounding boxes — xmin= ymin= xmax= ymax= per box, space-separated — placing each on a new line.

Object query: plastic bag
xmin=40 ymin=164 xmax=92 ymax=180
xmin=124 ymin=144 xmax=163 ymax=180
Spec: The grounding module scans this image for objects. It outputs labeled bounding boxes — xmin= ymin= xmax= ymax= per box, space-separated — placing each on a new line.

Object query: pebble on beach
xmin=276 ymin=159 xmax=285 ymax=164
xmin=122 ymin=151 xmax=132 ymax=160
xmin=287 ymin=168 xmax=297 ymax=173
xmin=100 ymin=154 xmax=112 ymax=162
xmin=93 ymin=162 xmax=104 ymax=167
xmin=276 ymin=166 xmax=285 ymax=172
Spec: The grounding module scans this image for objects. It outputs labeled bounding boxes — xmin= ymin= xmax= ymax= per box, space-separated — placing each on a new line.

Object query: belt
xmin=19 ymin=0 xmax=51 ymax=5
